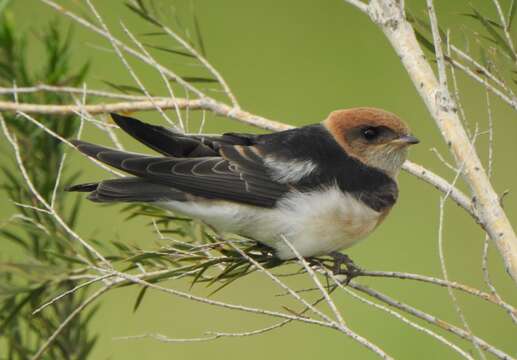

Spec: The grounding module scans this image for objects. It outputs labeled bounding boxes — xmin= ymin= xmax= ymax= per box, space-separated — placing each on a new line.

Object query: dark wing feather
xmin=111 ymin=113 xmax=217 ymax=157
xmin=87 ymin=178 xmax=187 ymax=203
xmin=111 ymin=113 xmax=259 ymax=157
xmin=71 ymin=140 xmax=288 ymax=207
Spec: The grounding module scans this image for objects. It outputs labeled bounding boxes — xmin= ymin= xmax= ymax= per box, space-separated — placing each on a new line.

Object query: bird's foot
xmin=328 ymin=251 xmax=362 ymax=285
xmin=253 ymin=242 xmax=276 ymax=257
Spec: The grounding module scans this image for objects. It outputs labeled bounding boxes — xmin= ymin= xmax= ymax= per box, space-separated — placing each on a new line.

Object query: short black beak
xmin=398 ymin=134 xmax=420 ymax=145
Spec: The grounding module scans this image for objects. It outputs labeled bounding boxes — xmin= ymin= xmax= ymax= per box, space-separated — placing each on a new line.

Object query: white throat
xmin=364 ymin=147 xmax=408 ymax=178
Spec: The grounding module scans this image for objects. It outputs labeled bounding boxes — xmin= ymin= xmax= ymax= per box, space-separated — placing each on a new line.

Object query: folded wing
xmin=70 ymin=136 xmax=289 ymax=207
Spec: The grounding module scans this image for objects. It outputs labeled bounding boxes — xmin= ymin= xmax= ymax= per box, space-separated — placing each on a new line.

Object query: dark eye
xmin=361 ymin=127 xmax=379 ymax=141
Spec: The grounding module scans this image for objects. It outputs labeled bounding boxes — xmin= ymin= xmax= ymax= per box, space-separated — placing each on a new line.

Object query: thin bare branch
xmin=31 ymin=286 xmax=109 ymax=360
xmin=439 ymin=196 xmax=486 ymax=360
xmin=84 ymin=0 xmax=178 ymax=130
xmin=350 ymin=282 xmax=514 ymax=360
xmin=120 ymin=21 xmax=185 ymax=131
xmin=15 ymin=111 xmax=124 ymax=177
xmin=400 ymin=161 xmax=472 ymax=215
xmin=226 ymin=241 xmax=336 ymax=325
xmin=436 ymin=126 xmax=486 ymax=359
xmin=50 ymin=154 xmax=67 ymax=209
xmin=95 ymin=267 xmax=336 ymax=329
xmin=451 ymin=45 xmax=517 ymax=104
xmin=426 ymin=0 xmax=448 ymax=90
xmin=39 ymin=0 xmax=205 ymax=98
xmin=358 ymin=270 xmax=517 ymax=316
xmin=0 ymin=113 xmax=111 ymax=267
xmin=131 ymin=0 xmax=240 ymax=107
xmin=32 ymin=275 xmax=112 ymax=315
xmin=430 ymin=147 xmax=457 ymax=171
xmin=0 ymin=84 xmax=160 ymax=101
xmin=445 ymin=32 xmax=471 ymax=137
xmin=280 ymin=235 xmax=346 ymax=326
xmin=491 ymin=0 xmax=517 ymax=60
xmin=328 ymin=272 xmax=474 ymax=360
xmin=450 ymin=56 xmax=517 ymax=111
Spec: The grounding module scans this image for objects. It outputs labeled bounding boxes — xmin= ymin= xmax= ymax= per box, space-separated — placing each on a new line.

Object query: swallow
xmin=67 ymin=108 xmax=419 ymax=260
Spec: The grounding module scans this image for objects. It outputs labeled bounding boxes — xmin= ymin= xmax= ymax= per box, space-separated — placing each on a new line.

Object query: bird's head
xmin=324 ymin=107 xmax=419 ymax=177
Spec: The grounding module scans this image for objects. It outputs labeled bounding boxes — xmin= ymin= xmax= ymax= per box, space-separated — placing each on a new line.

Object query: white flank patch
xmin=158 ymin=184 xmax=382 ymax=260
xmin=264 ymin=156 xmax=317 ymax=183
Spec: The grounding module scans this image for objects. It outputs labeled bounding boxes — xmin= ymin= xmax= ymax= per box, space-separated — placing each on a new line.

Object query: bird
xmin=67 ymin=108 xmax=419 ymax=261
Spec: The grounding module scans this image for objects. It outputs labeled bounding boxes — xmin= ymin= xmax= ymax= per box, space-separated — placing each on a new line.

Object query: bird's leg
xmin=306 ymin=257 xmax=323 ymax=268
xmin=252 ymin=242 xmax=284 ymax=268
xmin=328 ymin=251 xmax=362 ymax=284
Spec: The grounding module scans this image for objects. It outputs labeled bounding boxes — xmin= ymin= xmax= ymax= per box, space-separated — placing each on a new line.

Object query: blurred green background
xmin=2 ymin=0 xmax=517 ymax=359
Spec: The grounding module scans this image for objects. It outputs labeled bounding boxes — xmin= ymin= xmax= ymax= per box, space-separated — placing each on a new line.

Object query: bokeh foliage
xmin=0 ymin=4 xmax=96 ymax=359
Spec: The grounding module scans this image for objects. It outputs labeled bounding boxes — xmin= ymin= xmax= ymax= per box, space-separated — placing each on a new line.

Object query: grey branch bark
xmin=350 ymin=0 xmax=517 ymax=285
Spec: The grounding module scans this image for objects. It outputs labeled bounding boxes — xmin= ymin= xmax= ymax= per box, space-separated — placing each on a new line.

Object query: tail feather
xmin=65 ymin=182 xmax=99 ymax=192
xmin=110 ymin=113 xmax=217 ymax=157
xmin=67 ymin=177 xmax=187 ymax=203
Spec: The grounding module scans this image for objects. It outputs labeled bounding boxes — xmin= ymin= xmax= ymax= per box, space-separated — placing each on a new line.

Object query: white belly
xmin=158 ymin=185 xmax=382 ymax=259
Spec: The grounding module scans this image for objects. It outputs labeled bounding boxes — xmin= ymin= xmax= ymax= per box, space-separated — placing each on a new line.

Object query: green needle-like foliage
xmin=0 ymin=5 xmax=97 ymax=359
